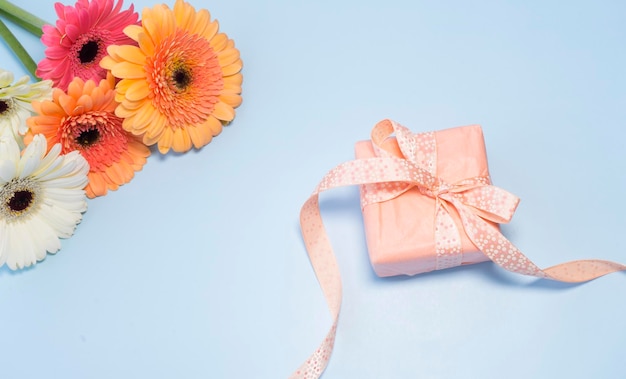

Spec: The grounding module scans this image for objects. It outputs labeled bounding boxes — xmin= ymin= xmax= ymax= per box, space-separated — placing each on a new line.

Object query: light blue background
xmin=1 ymin=0 xmax=625 ymax=378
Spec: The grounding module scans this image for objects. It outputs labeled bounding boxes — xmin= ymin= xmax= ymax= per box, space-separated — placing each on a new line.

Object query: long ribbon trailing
xmin=290 ymin=119 xmax=626 ymax=378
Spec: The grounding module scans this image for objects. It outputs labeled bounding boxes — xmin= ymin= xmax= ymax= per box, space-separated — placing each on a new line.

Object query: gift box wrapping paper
xmin=355 ymin=124 xmax=499 ymax=277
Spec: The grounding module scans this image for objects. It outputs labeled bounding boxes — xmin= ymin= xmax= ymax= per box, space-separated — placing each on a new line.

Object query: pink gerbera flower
xmin=36 ymin=0 xmax=139 ymax=91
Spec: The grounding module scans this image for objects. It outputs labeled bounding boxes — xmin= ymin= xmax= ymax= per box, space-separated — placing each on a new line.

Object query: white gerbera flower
xmin=0 ymin=134 xmax=89 ymax=270
xmin=0 ymin=69 xmax=53 ymax=145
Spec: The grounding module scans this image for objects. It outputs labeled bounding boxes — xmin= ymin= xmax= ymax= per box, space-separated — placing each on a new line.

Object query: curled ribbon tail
xmin=541 ymin=260 xmax=626 ymax=283
xmin=453 ymin=198 xmax=626 ymax=282
xmin=300 ymin=195 xmax=342 ymax=315
xmin=292 ymin=155 xmax=427 ymax=378
xmin=292 ymin=195 xmax=341 ymax=378
xmin=289 ymin=321 xmax=338 ymax=379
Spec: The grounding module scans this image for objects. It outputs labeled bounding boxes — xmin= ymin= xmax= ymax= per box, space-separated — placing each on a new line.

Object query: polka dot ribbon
xmin=290 ymin=119 xmax=626 ymax=378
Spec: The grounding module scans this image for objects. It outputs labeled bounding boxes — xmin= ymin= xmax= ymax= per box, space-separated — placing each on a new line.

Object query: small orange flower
xmin=100 ymin=0 xmax=243 ymax=154
xmin=26 ymin=74 xmax=151 ymax=198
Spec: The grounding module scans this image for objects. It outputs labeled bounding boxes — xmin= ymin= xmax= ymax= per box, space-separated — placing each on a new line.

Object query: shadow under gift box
xmin=355 ymin=125 xmax=498 ymax=277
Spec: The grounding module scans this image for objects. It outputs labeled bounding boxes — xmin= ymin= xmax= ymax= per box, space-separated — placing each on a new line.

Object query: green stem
xmin=0 ymin=18 xmax=37 ymax=79
xmin=0 ymin=0 xmax=47 ymax=37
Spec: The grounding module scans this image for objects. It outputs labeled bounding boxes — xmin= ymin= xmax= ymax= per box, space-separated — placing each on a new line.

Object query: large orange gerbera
xmin=26 ymin=74 xmax=151 ymax=198
xmin=100 ymin=0 xmax=243 ymax=154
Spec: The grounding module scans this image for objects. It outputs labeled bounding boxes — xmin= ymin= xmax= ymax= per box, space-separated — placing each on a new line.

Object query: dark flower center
xmin=172 ymin=67 xmax=192 ymax=91
xmin=78 ymin=40 xmax=100 ymax=64
xmin=7 ymin=190 xmax=33 ymax=212
xmin=1 ymin=178 xmax=41 ymax=222
xmin=76 ymin=128 xmax=100 ymax=147
xmin=0 ymin=100 xmax=8 ymax=115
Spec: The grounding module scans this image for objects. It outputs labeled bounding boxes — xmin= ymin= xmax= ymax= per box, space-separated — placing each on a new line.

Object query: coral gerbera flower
xmin=26 ymin=74 xmax=151 ymax=198
xmin=0 ymin=68 xmax=52 ymax=144
xmin=37 ymin=0 xmax=139 ymax=91
xmin=0 ymin=134 xmax=89 ymax=270
xmin=100 ymin=0 xmax=243 ymax=154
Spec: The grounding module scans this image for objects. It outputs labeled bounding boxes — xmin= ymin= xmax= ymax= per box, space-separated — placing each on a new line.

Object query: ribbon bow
xmin=290 ymin=119 xmax=626 ymax=379
xmin=362 ymin=120 xmax=521 ymax=271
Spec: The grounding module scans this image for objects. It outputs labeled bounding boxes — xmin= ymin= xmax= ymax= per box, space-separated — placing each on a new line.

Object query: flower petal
xmin=111 ymin=62 xmax=147 ymax=79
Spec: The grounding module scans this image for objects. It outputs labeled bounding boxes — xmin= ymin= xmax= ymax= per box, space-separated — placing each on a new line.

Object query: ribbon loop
xmin=452 ymin=184 xmax=520 ymax=224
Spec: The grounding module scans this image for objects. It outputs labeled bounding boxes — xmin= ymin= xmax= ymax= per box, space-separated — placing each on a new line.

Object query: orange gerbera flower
xmin=100 ymin=0 xmax=243 ymax=154
xmin=26 ymin=74 xmax=151 ymax=198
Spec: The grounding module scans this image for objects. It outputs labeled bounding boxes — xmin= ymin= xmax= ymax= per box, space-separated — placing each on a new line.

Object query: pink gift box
xmin=355 ymin=124 xmax=498 ymax=277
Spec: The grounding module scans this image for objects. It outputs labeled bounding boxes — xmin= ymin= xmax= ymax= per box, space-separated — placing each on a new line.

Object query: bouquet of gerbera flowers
xmin=0 ymin=0 xmax=243 ymax=269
